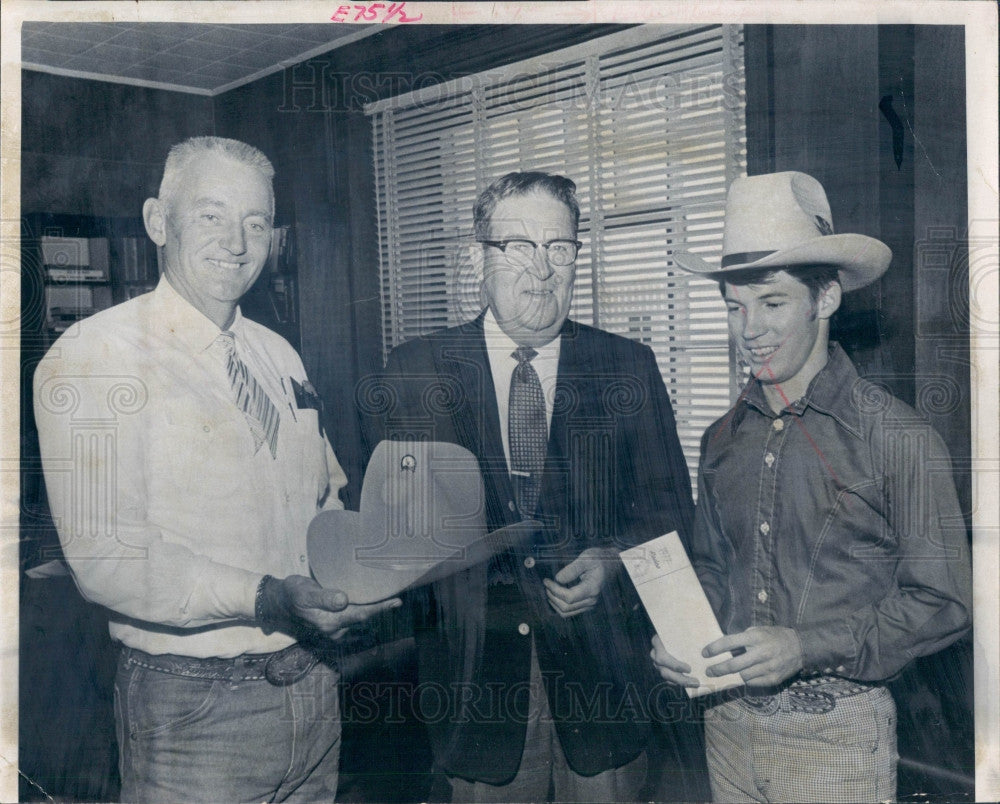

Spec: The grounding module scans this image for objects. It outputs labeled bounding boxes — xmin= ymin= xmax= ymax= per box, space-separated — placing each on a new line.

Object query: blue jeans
xmin=115 ymin=648 xmax=341 ymax=803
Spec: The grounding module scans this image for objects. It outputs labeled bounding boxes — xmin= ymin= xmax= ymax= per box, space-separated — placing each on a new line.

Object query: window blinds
xmin=368 ymin=25 xmax=746 ymax=488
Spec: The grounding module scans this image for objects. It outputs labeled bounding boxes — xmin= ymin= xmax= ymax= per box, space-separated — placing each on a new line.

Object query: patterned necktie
xmin=217 ymin=331 xmax=280 ymax=459
xmin=508 ymin=346 xmax=547 ymax=516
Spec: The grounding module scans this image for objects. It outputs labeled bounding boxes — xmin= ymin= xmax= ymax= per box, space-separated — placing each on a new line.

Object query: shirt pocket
xmin=282 ymin=408 xmax=329 ymax=500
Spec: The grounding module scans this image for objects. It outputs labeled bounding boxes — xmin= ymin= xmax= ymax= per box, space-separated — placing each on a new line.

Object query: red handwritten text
xmin=331 ymin=3 xmax=423 ymax=23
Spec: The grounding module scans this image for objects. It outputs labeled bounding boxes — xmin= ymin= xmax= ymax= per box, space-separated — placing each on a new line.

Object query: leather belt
xmin=120 ymin=643 xmax=320 ymax=687
xmin=742 ymin=675 xmax=880 ymax=715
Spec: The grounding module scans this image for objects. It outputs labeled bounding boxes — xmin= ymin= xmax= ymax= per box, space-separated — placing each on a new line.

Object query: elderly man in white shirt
xmin=33 ymin=136 xmax=398 ymax=803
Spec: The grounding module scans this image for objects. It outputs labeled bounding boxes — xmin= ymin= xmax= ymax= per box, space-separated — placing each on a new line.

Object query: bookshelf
xmin=23 ymin=214 xmax=159 ymax=345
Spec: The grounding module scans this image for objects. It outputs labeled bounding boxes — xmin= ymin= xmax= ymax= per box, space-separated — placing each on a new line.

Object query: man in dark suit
xmin=365 ymin=172 xmax=696 ymax=802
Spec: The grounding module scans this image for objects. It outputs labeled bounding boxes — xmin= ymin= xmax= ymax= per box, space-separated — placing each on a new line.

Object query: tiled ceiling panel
xmin=21 ymin=22 xmax=377 ymax=95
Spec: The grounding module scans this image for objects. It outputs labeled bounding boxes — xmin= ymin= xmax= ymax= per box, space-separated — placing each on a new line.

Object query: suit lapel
xmin=434 ymin=314 xmax=517 ymax=522
xmin=545 ymin=320 xmax=577 ymax=475
xmin=536 ymin=320 xmax=591 ymax=540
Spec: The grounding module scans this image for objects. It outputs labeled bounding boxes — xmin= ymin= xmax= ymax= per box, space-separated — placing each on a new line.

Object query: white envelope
xmin=622 ymin=531 xmax=744 ymax=697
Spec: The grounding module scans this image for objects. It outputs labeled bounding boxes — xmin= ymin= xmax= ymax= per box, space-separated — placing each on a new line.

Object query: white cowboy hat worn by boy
xmin=673 ymin=171 xmax=891 ymax=290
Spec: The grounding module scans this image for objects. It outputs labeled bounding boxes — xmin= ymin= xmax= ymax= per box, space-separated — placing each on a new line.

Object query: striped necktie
xmin=508 ymin=346 xmax=547 ymax=516
xmin=217 ymin=331 xmax=280 ymax=459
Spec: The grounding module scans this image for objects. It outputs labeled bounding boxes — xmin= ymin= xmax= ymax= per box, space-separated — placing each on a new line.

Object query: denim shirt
xmin=691 ymin=344 xmax=972 ymax=681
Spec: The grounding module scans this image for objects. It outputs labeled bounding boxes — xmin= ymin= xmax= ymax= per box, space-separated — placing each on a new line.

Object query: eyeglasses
xmin=478 ymin=238 xmax=583 ymax=268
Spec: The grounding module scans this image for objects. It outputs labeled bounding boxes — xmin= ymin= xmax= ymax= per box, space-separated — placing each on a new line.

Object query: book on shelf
xmin=41 ymin=236 xmax=109 ymax=282
xmin=48 ymin=308 xmax=97 ymax=330
xmin=44 ymin=284 xmax=113 ymax=330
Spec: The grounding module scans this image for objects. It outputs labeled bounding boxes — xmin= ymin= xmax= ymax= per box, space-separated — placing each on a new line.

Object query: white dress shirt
xmin=33 ymin=278 xmax=347 ymax=657
xmin=482 ymin=308 xmax=561 ymax=471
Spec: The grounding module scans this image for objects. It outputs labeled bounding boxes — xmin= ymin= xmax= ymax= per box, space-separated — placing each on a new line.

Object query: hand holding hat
xmin=255 ymin=574 xmax=402 ymax=641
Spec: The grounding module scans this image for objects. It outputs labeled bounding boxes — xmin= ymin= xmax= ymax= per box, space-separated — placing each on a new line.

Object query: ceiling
xmin=21 ymin=22 xmax=378 ymax=96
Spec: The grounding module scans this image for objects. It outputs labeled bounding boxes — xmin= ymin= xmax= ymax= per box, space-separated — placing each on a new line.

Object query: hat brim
xmin=307 ymin=511 xmax=541 ymax=603
xmin=673 ymin=233 xmax=891 ymax=292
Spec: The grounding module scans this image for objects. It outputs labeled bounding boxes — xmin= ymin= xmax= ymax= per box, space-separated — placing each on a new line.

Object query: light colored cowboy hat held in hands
xmin=308 ymin=440 xmax=540 ymax=604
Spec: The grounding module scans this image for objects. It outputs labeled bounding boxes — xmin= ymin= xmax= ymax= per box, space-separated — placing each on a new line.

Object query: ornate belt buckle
xmin=264 ymin=645 xmax=319 ymax=686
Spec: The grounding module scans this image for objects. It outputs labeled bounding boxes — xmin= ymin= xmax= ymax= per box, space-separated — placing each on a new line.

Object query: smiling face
xmin=723 ymin=269 xmax=841 ymax=409
xmin=144 ymin=152 xmax=274 ymax=329
xmin=479 ymin=190 xmax=578 ymax=348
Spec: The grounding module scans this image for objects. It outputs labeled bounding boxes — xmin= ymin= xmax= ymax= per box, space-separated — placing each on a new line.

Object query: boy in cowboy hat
xmin=651 ymin=171 xmax=972 ymax=803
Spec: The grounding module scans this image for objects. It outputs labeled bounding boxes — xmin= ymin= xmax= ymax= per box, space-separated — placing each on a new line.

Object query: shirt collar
xmin=735 ymin=343 xmax=864 ymax=438
xmin=482 ymin=308 xmax=561 ymax=365
xmin=152 ymin=276 xmax=246 ymax=354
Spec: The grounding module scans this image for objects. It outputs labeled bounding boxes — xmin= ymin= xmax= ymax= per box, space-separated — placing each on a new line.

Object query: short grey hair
xmin=473 ymin=171 xmax=580 ymax=241
xmin=158 ymin=136 xmax=275 ymax=211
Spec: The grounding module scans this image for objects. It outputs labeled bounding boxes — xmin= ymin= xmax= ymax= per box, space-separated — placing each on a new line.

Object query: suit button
xmin=518 ymin=623 xmax=530 ymax=636
xmin=523 ymin=556 xmax=535 ymax=569
xmin=508 ymin=500 xmax=517 ymax=512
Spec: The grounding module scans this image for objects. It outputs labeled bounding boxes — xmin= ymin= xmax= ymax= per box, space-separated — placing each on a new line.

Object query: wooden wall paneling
xmin=912 ymin=25 xmax=970 ymax=521
xmin=339 ymin=110 xmax=383 ymax=511
xmin=764 ymin=26 xmax=895 ymax=393
xmin=877 ymin=26 xmax=917 ymax=401
xmin=743 ymin=25 xmax=775 ymax=176
xmin=892 ymin=29 xmax=975 ymax=795
xmin=293 ymin=113 xmax=370 ymax=509
xmin=21 ymin=71 xmax=215 ymax=217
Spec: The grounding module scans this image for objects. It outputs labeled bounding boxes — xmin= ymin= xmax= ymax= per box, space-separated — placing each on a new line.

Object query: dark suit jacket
xmin=363 ymin=314 xmax=695 ymax=784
